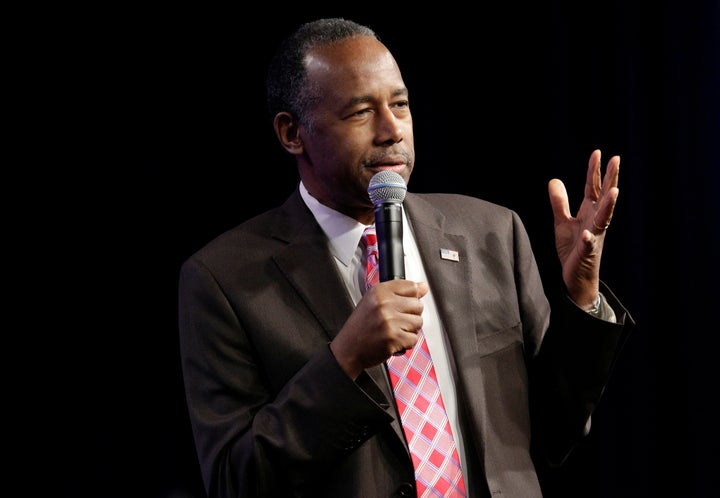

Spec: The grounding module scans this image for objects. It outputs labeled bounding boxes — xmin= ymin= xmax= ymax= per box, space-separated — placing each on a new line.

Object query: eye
xmin=353 ymin=107 xmax=373 ymax=116
xmin=391 ymin=100 xmax=411 ymax=116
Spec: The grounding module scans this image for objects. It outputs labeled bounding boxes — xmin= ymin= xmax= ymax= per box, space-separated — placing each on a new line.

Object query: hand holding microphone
xmin=368 ymin=171 xmax=416 ymax=357
xmin=330 ymin=171 xmax=422 ymax=375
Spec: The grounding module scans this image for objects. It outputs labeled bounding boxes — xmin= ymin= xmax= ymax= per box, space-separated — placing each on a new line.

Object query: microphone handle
xmin=375 ymin=202 xmax=405 ymax=282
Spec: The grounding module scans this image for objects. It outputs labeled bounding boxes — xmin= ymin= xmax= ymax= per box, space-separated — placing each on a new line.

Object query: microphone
xmin=368 ymin=171 xmax=407 ymax=282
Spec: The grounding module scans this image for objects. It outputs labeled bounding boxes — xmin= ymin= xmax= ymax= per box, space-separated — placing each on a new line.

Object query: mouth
xmin=373 ymin=164 xmax=405 ymax=173
xmin=366 ymin=157 xmax=408 ymax=175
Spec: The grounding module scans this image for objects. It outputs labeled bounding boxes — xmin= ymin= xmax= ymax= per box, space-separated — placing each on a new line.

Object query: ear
xmin=273 ymin=112 xmax=303 ymax=156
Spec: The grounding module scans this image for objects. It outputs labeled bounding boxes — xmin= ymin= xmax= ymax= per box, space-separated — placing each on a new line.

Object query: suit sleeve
xmin=529 ymin=279 xmax=635 ymax=467
xmin=178 ymin=256 xmax=394 ymax=497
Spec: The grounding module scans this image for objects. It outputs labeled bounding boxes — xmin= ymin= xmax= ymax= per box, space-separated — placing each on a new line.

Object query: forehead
xmin=304 ymin=36 xmax=405 ymax=94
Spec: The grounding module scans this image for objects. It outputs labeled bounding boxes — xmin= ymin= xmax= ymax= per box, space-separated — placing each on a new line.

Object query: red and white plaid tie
xmin=362 ymin=226 xmax=466 ymax=498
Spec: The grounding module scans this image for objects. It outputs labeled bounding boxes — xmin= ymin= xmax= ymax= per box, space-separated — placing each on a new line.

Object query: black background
xmin=47 ymin=2 xmax=719 ymax=497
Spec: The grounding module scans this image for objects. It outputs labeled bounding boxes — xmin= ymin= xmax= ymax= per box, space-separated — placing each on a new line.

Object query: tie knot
xmin=362 ymin=225 xmax=379 ymax=290
xmin=362 ymin=225 xmax=377 ymax=250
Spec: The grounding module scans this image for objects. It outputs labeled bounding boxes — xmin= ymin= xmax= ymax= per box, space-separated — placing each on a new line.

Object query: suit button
xmin=396 ymin=482 xmax=415 ymax=497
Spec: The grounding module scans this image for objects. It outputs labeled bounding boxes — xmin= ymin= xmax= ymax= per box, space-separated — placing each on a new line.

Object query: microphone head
xmin=368 ymin=171 xmax=407 ymax=206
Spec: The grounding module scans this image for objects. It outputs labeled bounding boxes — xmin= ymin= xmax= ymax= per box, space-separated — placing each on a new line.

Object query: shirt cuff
xmin=587 ymin=291 xmax=617 ymax=323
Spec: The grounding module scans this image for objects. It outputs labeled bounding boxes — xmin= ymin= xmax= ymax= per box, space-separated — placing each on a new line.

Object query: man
xmin=178 ymin=18 xmax=634 ymax=497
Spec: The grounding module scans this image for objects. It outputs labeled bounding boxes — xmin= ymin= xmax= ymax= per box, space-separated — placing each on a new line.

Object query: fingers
xmin=376 ymin=280 xmax=426 ymax=320
xmin=548 ymin=150 xmax=621 ymax=244
xmin=602 ymin=154 xmax=621 ymax=192
xmin=332 ymin=281 xmax=427 ymax=377
xmin=588 ymin=150 xmax=620 ymax=200
xmin=584 ymin=149 xmax=601 ymax=202
xmin=591 ymin=151 xmax=620 ymax=234
xmin=591 ymin=186 xmax=619 ymax=235
xmin=548 ymin=178 xmax=570 ymax=223
xmin=364 ymin=279 xmax=426 ymax=334
xmin=415 ymin=281 xmax=429 ymax=299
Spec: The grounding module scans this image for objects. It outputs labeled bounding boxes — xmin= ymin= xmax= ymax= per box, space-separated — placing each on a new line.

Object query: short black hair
xmin=265 ymin=18 xmax=378 ymax=126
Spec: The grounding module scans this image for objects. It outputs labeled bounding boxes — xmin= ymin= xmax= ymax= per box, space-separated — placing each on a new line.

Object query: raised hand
xmin=548 ymin=149 xmax=620 ymax=310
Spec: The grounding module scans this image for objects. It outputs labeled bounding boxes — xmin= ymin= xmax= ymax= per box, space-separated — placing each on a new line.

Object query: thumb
xmin=416 ymin=281 xmax=429 ymax=298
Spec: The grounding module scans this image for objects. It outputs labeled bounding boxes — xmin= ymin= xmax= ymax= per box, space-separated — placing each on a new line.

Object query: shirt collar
xmin=299 ymin=181 xmax=368 ymax=267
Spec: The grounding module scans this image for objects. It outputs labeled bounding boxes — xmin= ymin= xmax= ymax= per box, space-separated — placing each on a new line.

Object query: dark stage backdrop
xmin=53 ymin=3 xmax=719 ymax=497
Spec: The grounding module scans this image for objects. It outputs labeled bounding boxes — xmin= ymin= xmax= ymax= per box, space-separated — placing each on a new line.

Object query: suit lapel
xmin=270 ymin=191 xmax=356 ymax=342
xmin=403 ymin=194 xmax=479 ymax=362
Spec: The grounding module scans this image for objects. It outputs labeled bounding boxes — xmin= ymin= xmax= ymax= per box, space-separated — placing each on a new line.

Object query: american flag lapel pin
xmin=440 ymin=248 xmax=460 ymax=262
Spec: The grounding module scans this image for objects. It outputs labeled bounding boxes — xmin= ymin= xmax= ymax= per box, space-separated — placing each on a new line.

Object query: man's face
xmin=297 ymin=36 xmax=415 ymax=220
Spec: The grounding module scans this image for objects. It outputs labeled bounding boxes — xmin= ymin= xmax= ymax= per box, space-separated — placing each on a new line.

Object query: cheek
xmin=302 ymin=133 xmax=338 ymax=165
xmin=318 ymin=136 xmax=364 ymax=170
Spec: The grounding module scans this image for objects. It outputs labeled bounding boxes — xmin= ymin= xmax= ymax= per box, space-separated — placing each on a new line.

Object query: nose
xmin=374 ymin=107 xmax=403 ymax=145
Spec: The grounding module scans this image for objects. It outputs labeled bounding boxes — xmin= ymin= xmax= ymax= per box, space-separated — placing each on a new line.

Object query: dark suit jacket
xmin=178 ymin=188 xmax=634 ymax=497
